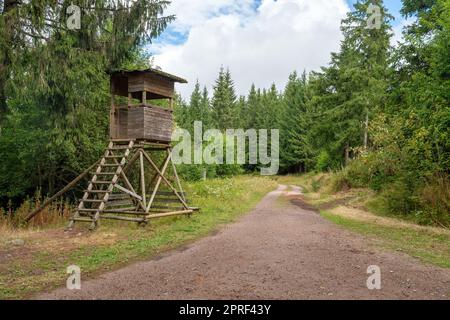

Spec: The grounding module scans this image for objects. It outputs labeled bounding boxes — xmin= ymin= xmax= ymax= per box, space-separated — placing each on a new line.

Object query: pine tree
xmin=211 ymin=67 xmax=237 ymax=130
xmin=310 ymin=0 xmax=393 ymax=166
xmin=200 ymin=86 xmax=212 ymax=129
xmin=245 ymin=84 xmax=259 ymax=129
xmin=186 ymin=80 xmax=202 ymax=132
xmin=279 ymin=71 xmax=313 ymax=173
xmin=0 ymin=0 xmax=174 ymax=123
xmin=257 ymin=83 xmax=280 ymax=130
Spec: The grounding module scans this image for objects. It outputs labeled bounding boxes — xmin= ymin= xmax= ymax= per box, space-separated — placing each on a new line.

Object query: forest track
xmin=37 ymin=185 xmax=450 ymax=300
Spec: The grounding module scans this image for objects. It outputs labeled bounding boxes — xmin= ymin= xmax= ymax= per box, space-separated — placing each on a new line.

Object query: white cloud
xmin=163 ymin=0 xmax=256 ymax=32
xmin=391 ymin=17 xmax=416 ymax=47
xmin=153 ymin=0 xmax=350 ymax=99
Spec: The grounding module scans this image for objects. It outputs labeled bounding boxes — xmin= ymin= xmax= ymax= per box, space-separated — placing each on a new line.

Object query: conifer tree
xmin=200 ymin=86 xmax=212 ymax=129
xmin=211 ymin=67 xmax=237 ymax=130
xmin=279 ymin=71 xmax=312 ymax=173
xmin=310 ymin=0 xmax=393 ymax=165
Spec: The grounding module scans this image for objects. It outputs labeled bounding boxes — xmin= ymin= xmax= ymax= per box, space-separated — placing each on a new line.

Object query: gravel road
xmin=37 ymin=185 xmax=450 ymax=300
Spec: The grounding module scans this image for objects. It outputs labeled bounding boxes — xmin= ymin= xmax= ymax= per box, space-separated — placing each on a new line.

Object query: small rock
xmin=328 ymin=293 xmax=333 ymax=296
xmin=77 ymin=233 xmax=82 ymax=237
xmin=9 ymin=239 xmax=25 ymax=246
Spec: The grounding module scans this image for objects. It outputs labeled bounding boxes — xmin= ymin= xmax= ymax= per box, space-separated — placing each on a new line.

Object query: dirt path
xmin=37 ymin=185 xmax=450 ymax=300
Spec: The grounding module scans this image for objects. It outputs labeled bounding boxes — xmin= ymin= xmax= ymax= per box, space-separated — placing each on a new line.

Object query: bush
xmin=329 ymin=170 xmax=351 ymax=192
xmin=177 ymin=165 xmax=208 ymax=181
xmin=378 ymin=179 xmax=420 ymax=215
xmin=420 ymin=174 xmax=450 ymax=227
xmin=315 ymin=150 xmax=332 ymax=172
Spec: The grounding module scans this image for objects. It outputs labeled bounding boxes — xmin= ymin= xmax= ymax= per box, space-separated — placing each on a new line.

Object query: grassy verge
xmin=0 ymin=176 xmax=277 ymax=299
xmin=277 ymin=174 xmax=450 ymax=269
xmin=322 ymin=211 xmax=450 ymax=268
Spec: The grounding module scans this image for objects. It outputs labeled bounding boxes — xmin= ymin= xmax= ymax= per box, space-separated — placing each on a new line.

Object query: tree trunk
xmin=0 ymin=0 xmax=18 ymax=122
xmin=345 ymin=142 xmax=350 ymax=166
xmin=364 ymin=110 xmax=369 ymax=149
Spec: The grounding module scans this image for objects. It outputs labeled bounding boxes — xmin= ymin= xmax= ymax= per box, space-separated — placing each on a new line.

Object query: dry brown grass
xmin=0 ymin=198 xmax=72 ymax=242
xmin=327 ymin=206 xmax=450 ymax=236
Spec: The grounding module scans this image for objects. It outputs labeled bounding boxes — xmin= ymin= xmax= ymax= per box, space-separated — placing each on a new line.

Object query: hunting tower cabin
xmin=109 ymin=68 xmax=187 ymax=143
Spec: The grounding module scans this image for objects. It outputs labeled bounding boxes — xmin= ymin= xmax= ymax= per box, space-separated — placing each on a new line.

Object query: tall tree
xmin=310 ymin=0 xmax=393 ymax=166
xmin=279 ymin=71 xmax=312 ymax=173
xmin=200 ymin=86 xmax=212 ymax=129
xmin=0 ymin=1 xmax=174 ymax=203
xmin=0 ymin=0 xmax=174 ymax=123
xmin=211 ymin=67 xmax=237 ymax=130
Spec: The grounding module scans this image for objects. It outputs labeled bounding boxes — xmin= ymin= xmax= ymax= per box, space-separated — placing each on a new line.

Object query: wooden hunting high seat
xmin=66 ymin=68 xmax=198 ymax=230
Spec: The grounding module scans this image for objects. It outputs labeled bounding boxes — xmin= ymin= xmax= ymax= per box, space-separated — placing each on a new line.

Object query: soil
xmin=36 ymin=185 xmax=450 ymax=300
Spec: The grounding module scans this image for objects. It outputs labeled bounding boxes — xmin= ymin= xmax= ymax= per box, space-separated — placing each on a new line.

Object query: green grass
xmin=321 ymin=211 xmax=450 ymax=268
xmin=0 ymin=176 xmax=278 ymax=299
xmin=278 ymin=173 xmax=450 ymax=269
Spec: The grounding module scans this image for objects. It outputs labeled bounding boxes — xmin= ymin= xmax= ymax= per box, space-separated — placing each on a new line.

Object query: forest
xmin=0 ymin=0 xmax=449 ymax=226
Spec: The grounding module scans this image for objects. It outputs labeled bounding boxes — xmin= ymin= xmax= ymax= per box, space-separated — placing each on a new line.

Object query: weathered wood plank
xmin=146 ymin=210 xmax=193 ymax=219
xmin=101 ymin=215 xmax=146 ymax=222
xmin=114 ymin=184 xmax=143 ymax=201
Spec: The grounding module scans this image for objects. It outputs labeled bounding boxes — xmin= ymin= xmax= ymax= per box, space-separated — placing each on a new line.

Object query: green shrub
xmin=419 ymin=174 xmax=450 ymax=227
xmin=329 ymin=170 xmax=351 ymax=192
xmin=378 ymin=179 xmax=420 ymax=215
xmin=315 ymin=150 xmax=332 ymax=172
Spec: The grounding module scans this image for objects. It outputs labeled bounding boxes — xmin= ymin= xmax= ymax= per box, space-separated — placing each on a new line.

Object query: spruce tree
xmin=187 ymin=80 xmax=202 ymax=132
xmin=0 ymin=0 xmax=174 ymax=122
xmin=279 ymin=71 xmax=312 ymax=173
xmin=200 ymin=86 xmax=212 ymax=129
xmin=211 ymin=67 xmax=237 ymax=130
xmin=310 ymin=0 xmax=393 ymax=166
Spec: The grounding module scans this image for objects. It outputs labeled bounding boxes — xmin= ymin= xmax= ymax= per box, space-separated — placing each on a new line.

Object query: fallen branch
xmin=24 ymin=160 xmax=100 ymax=223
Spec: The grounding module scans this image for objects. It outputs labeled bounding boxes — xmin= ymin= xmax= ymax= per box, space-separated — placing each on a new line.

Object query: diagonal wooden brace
xmin=141 ymin=149 xmax=190 ymax=211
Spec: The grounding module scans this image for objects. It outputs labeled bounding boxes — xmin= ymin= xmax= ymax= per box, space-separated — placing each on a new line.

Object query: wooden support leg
xmin=145 ymin=153 xmax=171 ymax=213
xmin=140 ymin=150 xmax=147 ymax=209
xmin=142 ymin=150 xmax=190 ymax=210
xmin=171 ymin=153 xmax=186 ymax=202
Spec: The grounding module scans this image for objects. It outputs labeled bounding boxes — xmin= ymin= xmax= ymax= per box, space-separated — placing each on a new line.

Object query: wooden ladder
xmin=67 ymin=140 xmax=135 ymax=230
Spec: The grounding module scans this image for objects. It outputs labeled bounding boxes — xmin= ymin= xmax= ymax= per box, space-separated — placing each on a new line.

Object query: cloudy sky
xmin=150 ymin=0 xmax=406 ymax=98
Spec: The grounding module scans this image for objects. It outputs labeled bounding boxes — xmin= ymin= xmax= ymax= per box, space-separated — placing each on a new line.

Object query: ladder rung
xmin=109 ymin=147 xmax=130 ymax=150
xmin=91 ymin=172 xmax=117 ymax=176
xmin=79 ymin=208 xmax=101 ymax=213
xmin=90 ymin=181 xmax=113 ymax=185
xmin=108 ymin=195 xmax=132 ymax=200
xmin=101 ymin=164 xmax=120 ymax=167
xmin=106 ymin=200 xmax=134 ymax=206
xmin=81 ymin=199 xmax=104 ymax=203
xmin=72 ymin=217 xmax=94 ymax=223
xmin=103 ymin=207 xmax=138 ymax=213
xmin=105 ymin=155 xmax=125 ymax=159
xmin=84 ymin=190 xmax=109 ymax=193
